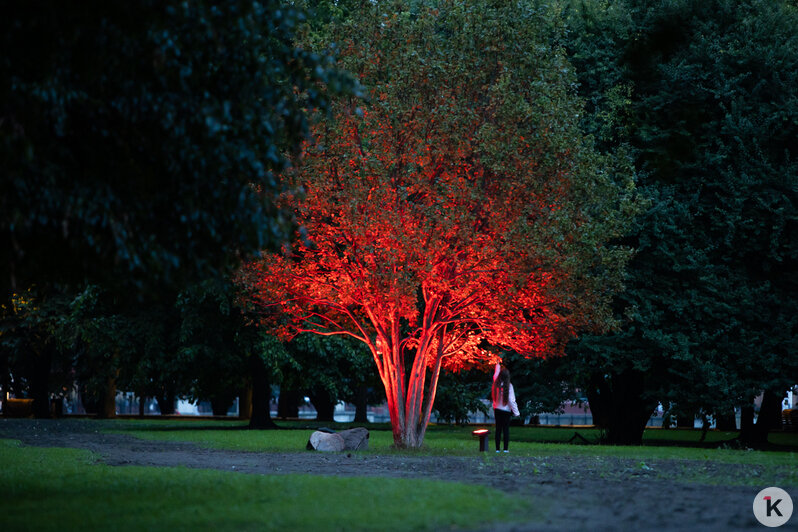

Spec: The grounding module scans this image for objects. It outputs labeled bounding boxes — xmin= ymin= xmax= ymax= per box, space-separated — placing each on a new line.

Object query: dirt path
xmin=1 ymin=419 xmax=793 ymax=531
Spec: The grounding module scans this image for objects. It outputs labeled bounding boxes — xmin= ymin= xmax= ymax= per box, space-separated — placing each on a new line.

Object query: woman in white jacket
xmin=492 ymin=363 xmax=520 ymax=452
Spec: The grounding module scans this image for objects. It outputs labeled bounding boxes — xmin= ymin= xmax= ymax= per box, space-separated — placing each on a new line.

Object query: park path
xmin=1 ymin=418 xmax=790 ymax=532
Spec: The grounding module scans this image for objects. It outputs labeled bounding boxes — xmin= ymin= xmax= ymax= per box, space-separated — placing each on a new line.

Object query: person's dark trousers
xmin=494 ymin=409 xmax=511 ymax=450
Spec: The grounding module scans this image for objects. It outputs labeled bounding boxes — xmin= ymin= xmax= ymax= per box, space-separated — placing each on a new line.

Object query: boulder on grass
xmin=339 ymin=427 xmax=369 ymax=451
xmin=307 ymin=430 xmax=346 ymax=452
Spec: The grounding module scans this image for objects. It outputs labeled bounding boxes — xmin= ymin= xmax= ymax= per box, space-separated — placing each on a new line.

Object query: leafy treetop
xmin=1 ymin=0 xmax=355 ymax=297
xmin=240 ymin=0 xmax=638 ymax=447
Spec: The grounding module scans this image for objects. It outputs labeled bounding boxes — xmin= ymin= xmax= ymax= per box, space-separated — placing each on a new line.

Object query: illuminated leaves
xmin=241 ymin=0 xmax=636 ymax=446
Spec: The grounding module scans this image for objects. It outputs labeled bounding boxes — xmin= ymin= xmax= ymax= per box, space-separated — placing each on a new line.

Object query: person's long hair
xmin=493 ymin=367 xmax=510 ymax=405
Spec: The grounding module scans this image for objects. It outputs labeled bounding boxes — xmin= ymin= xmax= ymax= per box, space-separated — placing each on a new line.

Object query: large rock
xmin=306 ymin=427 xmax=369 ymax=451
xmin=307 ymin=430 xmax=346 ymax=452
xmin=339 ymin=427 xmax=369 ymax=451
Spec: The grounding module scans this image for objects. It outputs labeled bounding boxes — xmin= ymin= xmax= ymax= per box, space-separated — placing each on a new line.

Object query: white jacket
xmin=492 ymin=363 xmax=520 ymax=416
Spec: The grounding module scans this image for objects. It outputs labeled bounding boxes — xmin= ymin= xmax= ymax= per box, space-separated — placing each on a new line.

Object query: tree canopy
xmin=1 ymin=0 xmax=354 ymax=297
xmin=241 ymin=0 xmax=638 ymax=447
xmin=562 ymin=0 xmax=798 ymax=444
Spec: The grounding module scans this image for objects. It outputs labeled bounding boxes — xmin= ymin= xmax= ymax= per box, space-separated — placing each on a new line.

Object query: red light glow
xmin=238 ymin=6 xmax=618 ymax=449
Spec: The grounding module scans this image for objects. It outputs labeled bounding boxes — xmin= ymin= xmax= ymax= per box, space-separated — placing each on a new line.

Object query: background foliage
xmin=1 ymin=0 xmax=795 ymax=450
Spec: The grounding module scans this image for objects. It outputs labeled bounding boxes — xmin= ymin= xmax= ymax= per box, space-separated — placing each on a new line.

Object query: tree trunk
xmin=79 ymin=384 xmax=100 ymax=415
xmin=30 ymin=345 xmax=53 ymax=419
xmin=739 ymin=404 xmax=755 ymax=442
xmin=586 ymin=377 xmax=609 ymax=429
xmin=211 ymin=396 xmax=234 ymax=416
xmin=98 ymin=376 xmax=117 ymax=419
xmin=699 ymin=414 xmax=710 ymax=442
xmin=586 ymin=370 xmax=655 ymax=445
xmin=277 ymin=388 xmax=300 ymax=418
xmin=354 ymin=384 xmax=369 ymax=423
xmin=309 ymin=389 xmax=335 ymax=422
xmin=757 ymin=390 xmax=784 ymax=433
xmin=740 ymin=390 xmax=783 ymax=447
xmin=138 ymin=394 xmax=146 ymax=417
xmin=238 ymin=385 xmax=252 ymax=420
xmin=156 ymin=389 xmax=176 ymax=415
xmin=374 ymin=327 xmax=445 ymax=448
xmin=249 ymin=354 xmax=276 ymax=429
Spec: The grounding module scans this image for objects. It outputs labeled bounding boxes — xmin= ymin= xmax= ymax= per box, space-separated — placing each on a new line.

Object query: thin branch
xmin=295 ymin=327 xmax=366 ymax=343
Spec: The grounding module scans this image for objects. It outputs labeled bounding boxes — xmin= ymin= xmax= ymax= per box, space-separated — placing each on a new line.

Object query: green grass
xmin=105 ymin=419 xmax=798 ymax=468
xmin=99 ymin=418 xmax=798 ymax=487
xmin=0 ymin=438 xmax=541 ymax=531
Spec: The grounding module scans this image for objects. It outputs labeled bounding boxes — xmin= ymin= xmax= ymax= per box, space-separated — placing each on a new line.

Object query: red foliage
xmin=242 ymin=104 xmax=573 ymax=354
xmin=238 ymin=3 xmax=629 ymax=447
xmin=239 ymin=100 xmax=579 ymax=445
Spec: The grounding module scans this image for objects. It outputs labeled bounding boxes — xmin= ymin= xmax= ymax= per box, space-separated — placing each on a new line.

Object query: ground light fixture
xmin=472 ymin=429 xmax=490 ymax=452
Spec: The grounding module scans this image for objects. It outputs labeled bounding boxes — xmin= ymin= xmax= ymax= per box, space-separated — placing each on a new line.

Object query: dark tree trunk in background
xmin=249 ymin=355 xmax=276 ymax=429
xmin=757 ymin=390 xmax=784 ymax=433
xmin=156 ymin=389 xmax=176 ymax=416
xmin=277 ymin=388 xmax=300 ymax=418
xmin=239 ymin=385 xmax=252 ymax=420
xmin=50 ymin=397 xmax=63 ymax=417
xmin=211 ymin=396 xmax=234 ymax=416
xmin=138 ymin=394 xmax=146 ymax=417
xmin=739 ymin=404 xmax=755 ymax=443
xmin=309 ymin=389 xmax=335 ymax=422
xmin=587 ymin=370 xmax=656 ymax=445
xmin=0 ymin=349 xmax=10 ymax=411
xmin=354 ymin=384 xmax=369 ymax=423
xmin=740 ymin=390 xmax=783 ymax=447
xmin=715 ymin=409 xmax=737 ymax=431
xmin=698 ymin=414 xmax=710 ymax=442
xmin=80 ymin=378 xmax=117 ymax=418
xmin=676 ymin=414 xmax=694 ymax=428
xmin=79 ymin=385 xmax=100 ymax=415
xmin=98 ymin=376 xmax=117 ymax=419
xmin=30 ymin=345 xmax=54 ymax=418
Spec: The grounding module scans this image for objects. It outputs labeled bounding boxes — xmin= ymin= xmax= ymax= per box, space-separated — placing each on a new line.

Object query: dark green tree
xmin=432 ymin=369 xmax=491 ymax=425
xmin=119 ymin=302 xmax=187 ymax=416
xmin=562 ymin=0 xmax=798 ymax=445
xmin=0 ymin=288 xmax=73 ymax=417
xmin=1 ymin=0 xmax=354 ymax=298
xmin=177 ymin=280 xmax=248 ymax=416
xmin=54 ymin=285 xmax=184 ymax=418
xmin=502 ymin=351 xmax=581 ymax=423
xmin=277 ymin=334 xmax=377 ymax=422
xmin=1 ymin=1 xmax=355 ymax=417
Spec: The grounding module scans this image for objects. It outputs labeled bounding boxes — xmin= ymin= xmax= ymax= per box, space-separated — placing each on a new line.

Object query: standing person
xmin=492 ymin=362 xmax=520 ymax=452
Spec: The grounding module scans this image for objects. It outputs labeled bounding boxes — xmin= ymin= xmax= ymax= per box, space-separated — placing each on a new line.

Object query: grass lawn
xmin=97 ymin=418 xmax=798 ymax=487
xmin=106 ymin=418 xmax=798 ymax=465
xmin=2 ymin=419 xmax=796 ymax=530
xmin=0 ymin=438 xmax=541 ymax=532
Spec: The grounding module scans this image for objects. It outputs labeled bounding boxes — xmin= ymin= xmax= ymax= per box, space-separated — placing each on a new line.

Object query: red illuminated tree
xmin=239 ymin=0 xmax=637 ymax=447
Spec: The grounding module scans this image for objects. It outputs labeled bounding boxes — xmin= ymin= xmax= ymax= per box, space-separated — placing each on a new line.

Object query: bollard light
xmin=472 ymin=429 xmax=490 ymax=452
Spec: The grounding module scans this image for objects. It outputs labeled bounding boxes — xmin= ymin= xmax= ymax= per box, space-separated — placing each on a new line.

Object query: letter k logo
xmin=754 ymin=487 xmax=793 ymax=527
xmin=765 ymin=496 xmax=783 ymax=518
